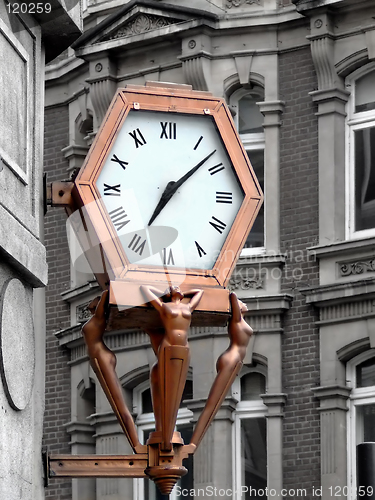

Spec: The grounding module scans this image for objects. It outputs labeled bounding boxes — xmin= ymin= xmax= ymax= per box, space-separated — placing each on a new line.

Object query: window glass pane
xmin=355 ymin=71 xmax=375 ymax=113
xmin=142 ymin=388 xmax=154 ymax=414
xmin=354 ymin=127 xmax=375 ymax=232
xmin=244 ymin=150 xmax=264 ymax=248
xmin=241 ymin=372 xmax=266 ymax=401
xmin=239 ymin=94 xmax=264 ymax=134
xmin=357 ymin=358 xmax=375 ymax=388
xmin=177 ymin=424 xmax=194 ymax=497
xmin=181 ymin=380 xmax=193 ymax=407
xmin=357 ymin=404 xmax=375 ymax=442
xmin=241 ymin=417 xmax=267 ymax=498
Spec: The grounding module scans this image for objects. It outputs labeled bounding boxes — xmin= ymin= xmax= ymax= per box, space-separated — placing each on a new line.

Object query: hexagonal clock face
xmin=96 ymin=109 xmax=245 ymax=270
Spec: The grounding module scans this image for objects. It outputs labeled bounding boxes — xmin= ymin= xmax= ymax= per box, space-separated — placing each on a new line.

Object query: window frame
xmin=229 ymin=87 xmax=266 ymax=256
xmin=347 ymin=350 xmax=375 ymax=500
xmin=232 ymin=366 xmax=268 ymax=500
xmin=346 ymin=62 xmax=375 ymax=240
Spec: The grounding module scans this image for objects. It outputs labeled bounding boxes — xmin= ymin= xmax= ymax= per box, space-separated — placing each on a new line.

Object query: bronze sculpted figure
xmin=82 ymin=290 xmax=144 ymax=453
xmin=140 ymin=285 xmax=204 ymax=450
xmin=190 ymin=292 xmax=253 ymax=449
xmin=82 ymin=287 xmax=252 ymax=454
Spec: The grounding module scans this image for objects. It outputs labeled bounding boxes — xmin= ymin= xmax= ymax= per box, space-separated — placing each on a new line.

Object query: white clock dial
xmin=96 ymin=110 xmax=244 ymax=270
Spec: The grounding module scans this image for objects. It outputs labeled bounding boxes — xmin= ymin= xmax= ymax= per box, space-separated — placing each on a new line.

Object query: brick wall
xmin=279 ymin=47 xmax=321 ymax=493
xmin=43 ymin=105 xmax=72 ymax=500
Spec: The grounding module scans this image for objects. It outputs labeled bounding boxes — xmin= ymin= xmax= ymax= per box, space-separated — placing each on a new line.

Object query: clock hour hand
xmin=148 ymin=150 xmax=216 ymax=226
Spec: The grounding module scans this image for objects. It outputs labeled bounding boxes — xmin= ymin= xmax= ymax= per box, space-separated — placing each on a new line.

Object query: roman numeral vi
xmin=161 ymin=247 xmax=175 ymax=265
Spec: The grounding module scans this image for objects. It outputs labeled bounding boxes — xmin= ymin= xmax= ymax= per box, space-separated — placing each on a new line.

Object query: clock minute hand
xmin=172 ymin=149 xmax=216 ymax=192
xmin=147 ymin=150 xmax=216 ymax=226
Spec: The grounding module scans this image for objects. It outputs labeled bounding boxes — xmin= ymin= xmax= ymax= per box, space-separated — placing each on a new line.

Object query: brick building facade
xmin=43 ymin=1 xmax=375 ymax=499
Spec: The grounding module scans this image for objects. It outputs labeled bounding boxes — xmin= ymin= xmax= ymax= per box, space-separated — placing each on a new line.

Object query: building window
xmin=229 ymin=87 xmax=265 ymax=252
xmin=233 ymin=366 xmax=267 ymax=500
xmin=347 ymin=351 xmax=375 ymax=499
xmin=346 ymin=64 xmax=375 ymax=239
xmin=134 ymin=380 xmax=194 ymax=500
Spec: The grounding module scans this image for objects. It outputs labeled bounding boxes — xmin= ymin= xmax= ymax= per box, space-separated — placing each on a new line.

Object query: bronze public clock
xmin=72 ymin=83 xmax=262 ymax=318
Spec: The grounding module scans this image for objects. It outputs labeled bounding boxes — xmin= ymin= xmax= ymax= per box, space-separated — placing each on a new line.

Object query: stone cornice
xmin=302 ymin=278 xmax=375 ymax=305
xmin=302 ymin=279 xmax=375 ymax=325
xmin=308 ymin=237 xmax=375 ymax=259
xmin=60 ymin=281 xmax=101 ymax=303
xmin=293 ymin=0 xmax=370 ymax=14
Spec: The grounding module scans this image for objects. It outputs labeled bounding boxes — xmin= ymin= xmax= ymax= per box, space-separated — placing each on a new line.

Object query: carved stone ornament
xmin=108 ymin=14 xmax=177 ymax=40
xmin=228 ymin=272 xmax=265 ymax=290
xmin=340 ymin=258 xmax=375 ymax=277
xmin=226 ymin=0 xmax=261 ymax=7
xmin=77 ymin=301 xmax=93 ymax=323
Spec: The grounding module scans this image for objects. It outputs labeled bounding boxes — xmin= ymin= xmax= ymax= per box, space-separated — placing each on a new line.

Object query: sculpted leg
xmin=158 ymin=342 xmax=190 ymax=451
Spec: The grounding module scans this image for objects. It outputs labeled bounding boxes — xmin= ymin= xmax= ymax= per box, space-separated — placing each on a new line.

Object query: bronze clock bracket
xmin=47 ymin=438 xmax=195 ymax=495
xmin=46 ymin=289 xmax=253 ymax=496
xmin=45 ymin=180 xmax=75 ymax=209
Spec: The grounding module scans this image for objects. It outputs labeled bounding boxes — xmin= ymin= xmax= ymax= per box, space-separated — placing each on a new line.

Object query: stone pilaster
xmin=312 ymin=385 xmax=351 ymax=500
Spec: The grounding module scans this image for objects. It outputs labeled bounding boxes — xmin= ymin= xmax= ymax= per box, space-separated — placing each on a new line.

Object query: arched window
xmin=229 ymin=87 xmax=265 ymax=251
xmin=346 ymin=64 xmax=375 ymax=239
xmin=233 ymin=365 xmax=267 ymax=499
xmin=347 ymin=351 xmax=375 ymax=499
xmin=133 ymin=379 xmax=194 ymax=500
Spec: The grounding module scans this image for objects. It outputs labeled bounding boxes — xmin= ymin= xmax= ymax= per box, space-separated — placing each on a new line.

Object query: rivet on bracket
xmin=133 ymin=102 xmax=140 ymax=110
xmin=203 ymin=109 xmax=211 ymax=115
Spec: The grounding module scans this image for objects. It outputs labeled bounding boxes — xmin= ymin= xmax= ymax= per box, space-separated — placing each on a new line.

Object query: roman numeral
xmin=216 ymin=191 xmax=233 ymax=204
xmin=128 ymin=234 xmax=146 ymax=255
xmin=209 ymin=216 xmax=227 ymax=234
xmin=208 ymin=163 xmax=225 ymax=176
xmin=129 ymin=128 xmax=147 ymax=148
xmin=161 ymin=247 xmax=175 ymax=265
xmin=160 ymin=122 xmax=177 ymax=139
xmin=104 ymin=183 xmax=121 ymax=196
xmin=195 ymin=241 xmax=206 ymax=258
xmin=193 ymin=136 xmax=203 ymax=150
xmin=108 ymin=206 xmax=130 ymax=231
xmin=111 ymin=154 xmax=128 ymax=170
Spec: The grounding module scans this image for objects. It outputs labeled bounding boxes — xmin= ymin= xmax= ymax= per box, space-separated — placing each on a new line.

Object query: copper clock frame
xmin=72 ymin=83 xmax=263 ymax=295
